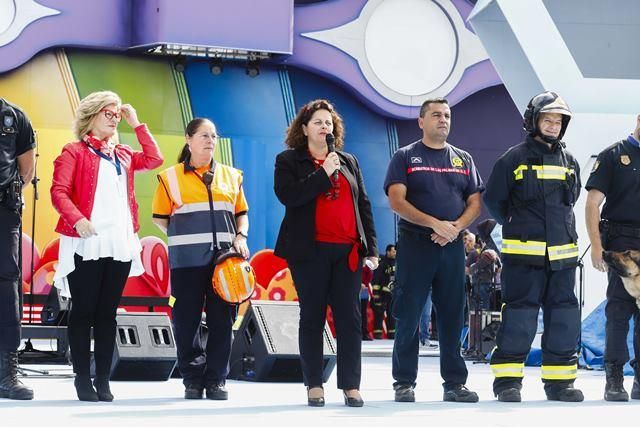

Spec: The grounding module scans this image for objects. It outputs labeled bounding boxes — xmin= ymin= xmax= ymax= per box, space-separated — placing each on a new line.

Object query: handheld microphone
xmin=325 ymin=134 xmax=338 ymax=181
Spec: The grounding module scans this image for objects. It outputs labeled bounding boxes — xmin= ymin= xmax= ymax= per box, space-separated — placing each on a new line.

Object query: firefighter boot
xmin=631 ymin=362 xmax=640 ymax=400
xmin=0 ymin=352 xmax=34 ymax=400
xmin=604 ymin=363 xmax=628 ymax=401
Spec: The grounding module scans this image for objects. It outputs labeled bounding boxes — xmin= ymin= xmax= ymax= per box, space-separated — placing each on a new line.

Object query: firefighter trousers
xmin=490 ymin=263 xmax=579 ymax=394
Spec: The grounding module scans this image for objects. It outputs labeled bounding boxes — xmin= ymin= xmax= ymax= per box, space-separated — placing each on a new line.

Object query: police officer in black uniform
xmin=585 ymin=114 xmax=640 ymax=402
xmin=0 ymin=98 xmax=36 ymax=400
xmin=384 ymin=98 xmax=483 ymax=403
xmin=371 ymin=244 xmax=396 ymax=339
xmin=484 ymin=92 xmax=583 ymax=403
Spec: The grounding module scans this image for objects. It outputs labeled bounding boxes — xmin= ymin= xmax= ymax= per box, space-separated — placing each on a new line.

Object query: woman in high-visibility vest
xmin=152 ymin=118 xmax=249 ymax=401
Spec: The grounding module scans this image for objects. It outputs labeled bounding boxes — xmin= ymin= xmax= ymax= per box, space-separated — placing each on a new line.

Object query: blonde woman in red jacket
xmin=50 ymin=91 xmax=163 ymax=402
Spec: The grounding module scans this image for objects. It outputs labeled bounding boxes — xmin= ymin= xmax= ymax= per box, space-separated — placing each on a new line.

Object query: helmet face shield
xmin=523 ymin=91 xmax=572 ymax=142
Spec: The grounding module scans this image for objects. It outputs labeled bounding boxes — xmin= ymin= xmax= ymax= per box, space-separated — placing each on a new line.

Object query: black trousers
xmin=0 ymin=205 xmax=21 ymax=351
xmin=604 ymin=234 xmax=640 ymax=366
xmin=67 ymin=255 xmax=131 ymax=377
xmin=491 ymin=263 xmax=579 ymax=394
xmin=289 ymin=242 xmax=362 ymax=390
xmin=360 ymin=298 xmax=369 ymax=336
xmin=170 ymin=265 xmax=237 ymax=387
xmin=391 ymin=229 xmax=467 ymax=389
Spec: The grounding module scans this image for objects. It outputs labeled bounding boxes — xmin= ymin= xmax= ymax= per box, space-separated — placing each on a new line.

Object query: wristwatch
xmin=236 ymin=231 xmax=248 ymax=238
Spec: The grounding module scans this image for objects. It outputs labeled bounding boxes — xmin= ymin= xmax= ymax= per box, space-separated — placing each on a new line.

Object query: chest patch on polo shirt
xmin=410 ymin=157 xmax=422 ymax=164
xmin=621 ymin=155 xmax=631 ymax=166
xmin=452 ymin=156 xmax=464 ymax=168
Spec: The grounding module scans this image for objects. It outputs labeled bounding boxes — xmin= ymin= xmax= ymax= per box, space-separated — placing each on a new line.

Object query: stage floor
xmin=3 ymin=341 xmax=637 ymax=426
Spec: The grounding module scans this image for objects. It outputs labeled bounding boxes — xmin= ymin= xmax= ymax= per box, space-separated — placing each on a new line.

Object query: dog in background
xmin=603 ymin=250 xmax=640 ymax=309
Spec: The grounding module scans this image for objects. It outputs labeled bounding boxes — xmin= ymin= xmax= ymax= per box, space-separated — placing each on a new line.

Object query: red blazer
xmin=51 ymin=124 xmax=164 ymax=237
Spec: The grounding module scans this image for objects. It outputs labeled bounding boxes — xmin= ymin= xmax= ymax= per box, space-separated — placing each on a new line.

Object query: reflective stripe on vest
xmin=491 ymin=362 xmax=525 ymax=378
xmin=168 ymin=232 xmax=234 ymax=247
xmin=541 ymin=364 xmax=577 ymax=380
xmin=165 ymin=167 xmax=183 ymax=208
xmin=501 ymin=239 xmax=546 ymax=257
xmin=513 ymin=164 xmax=575 ymax=181
xmin=548 ymin=243 xmax=579 ymax=261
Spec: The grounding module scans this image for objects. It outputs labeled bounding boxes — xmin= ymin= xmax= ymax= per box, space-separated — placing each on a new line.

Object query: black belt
xmin=600 ymin=220 xmax=640 ymax=238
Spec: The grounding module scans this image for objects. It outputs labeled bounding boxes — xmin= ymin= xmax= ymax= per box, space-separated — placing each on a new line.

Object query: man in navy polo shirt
xmin=384 ymin=98 xmax=483 ymax=403
xmin=586 ymin=114 xmax=640 ymax=401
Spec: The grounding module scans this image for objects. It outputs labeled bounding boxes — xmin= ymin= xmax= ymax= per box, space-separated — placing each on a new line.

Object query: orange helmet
xmin=212 ymin=249 xmax=256 ymax=304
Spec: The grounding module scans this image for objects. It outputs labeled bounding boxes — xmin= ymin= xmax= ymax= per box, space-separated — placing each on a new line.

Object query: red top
xmin=313 ymin=158 xmax=358 ymax=244
xmin=51 ymin=124 xmax=164 ymax=237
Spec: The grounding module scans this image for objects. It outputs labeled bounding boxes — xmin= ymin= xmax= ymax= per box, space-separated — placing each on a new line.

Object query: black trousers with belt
xmin=603 ymin=233 xmax=640 ymax=367
xmin=67 ymin=255 xmax=131 ymax=377
xmin=289 ymin=242 xmax=362 ymax=390
xmin=170 ymin=264 xmax=237 ymax=387
xmin=0 ymin=204 xmax=21 ymax=351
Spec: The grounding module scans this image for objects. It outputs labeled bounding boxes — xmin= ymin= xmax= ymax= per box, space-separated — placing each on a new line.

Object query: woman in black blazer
xmin=274 ymin=99 xmax=378 ymax=407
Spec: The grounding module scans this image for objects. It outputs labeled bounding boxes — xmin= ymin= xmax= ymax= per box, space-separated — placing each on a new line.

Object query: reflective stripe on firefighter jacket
xmin=484 ymin=136 xmax=581 ymax=270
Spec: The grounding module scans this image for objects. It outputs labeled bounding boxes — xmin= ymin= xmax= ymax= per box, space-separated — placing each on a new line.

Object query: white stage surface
xmin=3 ymin=341 xmax=637 ymax=426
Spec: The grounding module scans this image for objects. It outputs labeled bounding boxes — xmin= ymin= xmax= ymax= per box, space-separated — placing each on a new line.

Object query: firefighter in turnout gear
xmin=484 ymin=92 xmax=583 ymax=403
xmin=372 ymin=244 xmax=396 ymax=339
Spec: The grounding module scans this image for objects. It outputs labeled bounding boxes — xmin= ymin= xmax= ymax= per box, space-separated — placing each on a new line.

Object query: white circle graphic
xmin=365 ymin=0 xmax=457 ymax=96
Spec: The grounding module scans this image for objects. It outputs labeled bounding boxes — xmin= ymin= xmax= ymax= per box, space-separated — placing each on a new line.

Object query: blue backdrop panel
xmin=288 ymin=68 xmax=396 ymax=250
xmin=184 ymin=62 xmax=289 ymax=253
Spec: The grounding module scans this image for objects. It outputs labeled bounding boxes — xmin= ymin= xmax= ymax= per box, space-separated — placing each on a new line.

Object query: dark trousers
xmin=604 ymin=234 xmax=640 ymax=366
xmin=171 ymin=265 xmax=237 ymax=387
xmin=0 ymin=205 xmax=21 ymax=351
xmin=491 ymin=263 xmax=579 ymax=393
xmin=67 ymin=255 xmax=131 ymax=377
xmin=360 ymin=298 xmax=369 ymax=337
xmin=392 ymin=229 xmax=467 ymax=389
xmin=289 ymin=242 xmax=362 ymax=390
xmin=372 ymin=292 xmax=395 ymax=336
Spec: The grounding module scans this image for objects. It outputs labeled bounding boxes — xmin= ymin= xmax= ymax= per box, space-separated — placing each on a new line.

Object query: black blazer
xmin=274 ymin=147 xmax=378 ymax=262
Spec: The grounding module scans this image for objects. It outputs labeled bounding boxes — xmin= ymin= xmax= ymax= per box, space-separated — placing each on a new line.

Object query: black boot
xmin=545 ymin=383 xmax=584 ymax=402
xmin=631 ymin=362 xmax=640 ymax=400
xmin=74 ymin=375 xmax=99 ymax=402
xmin=604 ymin=363 xmax=628 ymax=401
xmin=0 ymin=351 xmax=33 ymax=400
xmin=93 ymin=377 xmax=114 ymax=402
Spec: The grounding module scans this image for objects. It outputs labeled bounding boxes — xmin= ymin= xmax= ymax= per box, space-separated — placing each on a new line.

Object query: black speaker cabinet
xmin=229 ymin=300 xmax=337 ymax=382
xmin=90 ymin=312 xmax=177 ymax=381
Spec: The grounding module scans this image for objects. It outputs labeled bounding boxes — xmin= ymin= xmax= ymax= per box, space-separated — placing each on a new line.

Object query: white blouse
xmin=53 ymin=155 xmax=144 ymax=297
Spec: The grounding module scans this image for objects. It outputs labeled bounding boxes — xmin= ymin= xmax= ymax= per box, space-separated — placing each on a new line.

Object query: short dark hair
xmin=385 ymin=244 xmax=396 ymax=253
xmin=419 ymin=98 xmax=449 ymax=118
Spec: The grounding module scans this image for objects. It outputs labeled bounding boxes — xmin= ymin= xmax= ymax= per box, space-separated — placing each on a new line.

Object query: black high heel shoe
xmin=307 ymin=386 xmax=325 ymax=407
xmin=93 ymin=377 xmax=114 ymax=402
xmin=74 ymin=375 xmax=99 ymax=402
xmin=343 ymin=390 xmax=364 ymax=407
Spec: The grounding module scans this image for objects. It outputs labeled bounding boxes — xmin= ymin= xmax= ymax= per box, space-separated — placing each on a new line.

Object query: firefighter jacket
xmin=372 ymin=256 xmax=395 ymax=297
xmin=484 ymin=136 xmax=581 ymax=270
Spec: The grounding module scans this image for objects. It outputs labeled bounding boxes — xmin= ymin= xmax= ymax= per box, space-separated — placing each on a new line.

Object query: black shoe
xmin=546 ymin=385 xmax=584 ymax=402
xmin=497 ymin=387 xmax=521 ymax=402
xmin=373 ymin=332 xmax=383 ymax=339
xmin=0 ymin=352 xmax=34 ymax=400
xmin=343 ymin=390 xmax=364 ymax=407
xmin=443 ymin=384 xmax=479 ymax=403
xmin=307 ymin=386 xmax=325 ymax=407
xmin=93 ymin=377 xmax=114 ymax=402
xmin=604 ymin=363 xmax=628 ymax=402
xmin=184 ymin=384 xmax=204 ymax=400
xmin=74 ymin=376 xmax=99 ymax=402
xmin=205 ymin=384 xmax=228 ymax=400
xmin=394 ymin=384 xmax=415 ymax=402
xmin=387 ymin=332 xmax=395 ymax=339
xmin=362 ymin=335 xmax=373 ymax=341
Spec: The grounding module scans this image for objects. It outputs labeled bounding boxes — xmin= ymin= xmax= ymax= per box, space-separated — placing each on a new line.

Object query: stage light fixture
xmin=209 ymin=58 xmax=223 ymax=75
xmin=173 ymin=57 xmax=187 ymax=72
xmin=245 ymin=61 xmax=260 ymax=78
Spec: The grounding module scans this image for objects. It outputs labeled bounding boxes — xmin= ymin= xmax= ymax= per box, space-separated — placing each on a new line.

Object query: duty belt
xmin=600 ymin=220 xmax=640 ymax=239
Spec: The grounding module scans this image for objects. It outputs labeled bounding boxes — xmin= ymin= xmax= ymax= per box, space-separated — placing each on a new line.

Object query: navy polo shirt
xmin=585 ymin=135 xmax=640 ymax=225
xmin=384 ymin=140 xmax=484 ymax=233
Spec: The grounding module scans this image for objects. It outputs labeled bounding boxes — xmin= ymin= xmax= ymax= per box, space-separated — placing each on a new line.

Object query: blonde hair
xmin=72 ymin=91 xmax=121 ymax=140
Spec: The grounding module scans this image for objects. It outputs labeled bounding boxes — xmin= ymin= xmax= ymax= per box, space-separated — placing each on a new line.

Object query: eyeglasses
xmin=100 ymin=109 xmax=122 ymax=122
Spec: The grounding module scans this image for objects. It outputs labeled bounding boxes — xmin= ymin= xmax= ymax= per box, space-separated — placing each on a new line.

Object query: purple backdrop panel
xmin=132 ymin=0 xmax=293 ymax=54
xmin=0 ymin=0 xmax=131 ymax=73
